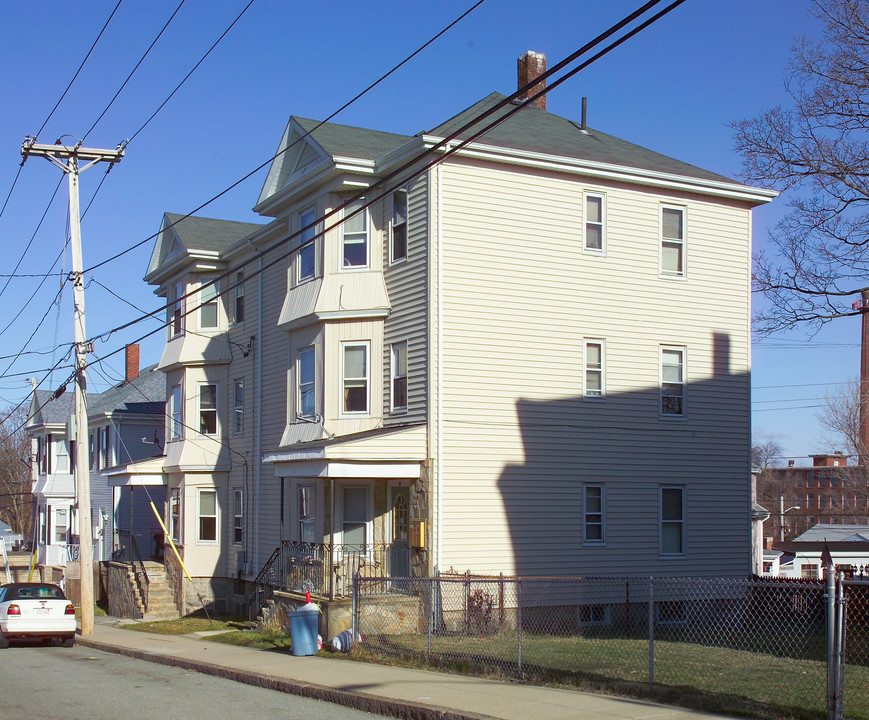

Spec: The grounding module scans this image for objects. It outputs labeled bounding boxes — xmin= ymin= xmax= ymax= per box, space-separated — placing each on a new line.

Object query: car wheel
xmin=62 ymin=636 xmax=74 ymax=648
xmin=0 ymin=633 xmax=9 ymax=649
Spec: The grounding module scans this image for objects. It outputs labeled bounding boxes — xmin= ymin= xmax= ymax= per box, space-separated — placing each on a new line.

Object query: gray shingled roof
xmin=430 ymin=92 xmax=736 ymax=185
xmin=294 ymin=117 xmax=412 ymax=162
xmin=163 ymin=213 xmax=262 ymax=255
xmin=794 ymin=524 xmax=869 ymax=542
xmin=32 ymin=364 xmax=164 ymax=427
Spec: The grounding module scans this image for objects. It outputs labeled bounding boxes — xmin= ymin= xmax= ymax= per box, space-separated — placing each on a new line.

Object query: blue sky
xmin=0 ymin=0 xmax=847 ymax=461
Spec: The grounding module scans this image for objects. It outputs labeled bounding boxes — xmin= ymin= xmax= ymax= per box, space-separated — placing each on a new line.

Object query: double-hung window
xmin=198 ymin=489 xmax=217 ymax=543
xmin=584 ymin=340 xmax=605 ymax=399
xmin=298 ymin=484 xmax=316 ymax=542
xmin=171 ymin=384 xmax=183 ymax=439
xmin=170 ymin=489 xmax=181 ymax=543
xmin=233 ymin=380 xmax=244 ymax=435
xmin=660 ymin=347 xmax=685 ymax=417
xmin=234 ymin=271 xmax=245 ymax=324
xmin=342 ymin=486 xmax=368 ymax=549
xmin=298 ymin=347 xmax=315 ymax=418
xmin=233 ymin=489 xmax=243 ymax=544
xmin=298 ymin=207 xmax=317 ymax=283
xmin=199 ymin=383 xmax=217 ymax=435
xmin=199 ymin=275 xmax=219 ymax=329
xmin=342 ymin=342 xmax=369 ymax=414
xmin=342 ymin=198 xmax=368 ymax=268
xmin=54 ymin=508 xmax=67 ymax=544
xmin=660 ymin=486 xmax=685 ymax=556
xmin=391 ymin=342 xmax=408 ymax=412
xmin=661 ymin=206 xmax=685 ymax=277
xmin=584 ymin=192 xmax=605 ymax=253
xmin=391 ymin=189 xmax=408 ymax=263
xmin=583 ymin=484 xmax=605 ymax=544
xmin=171 ymin=281 xmax=184 ymax=337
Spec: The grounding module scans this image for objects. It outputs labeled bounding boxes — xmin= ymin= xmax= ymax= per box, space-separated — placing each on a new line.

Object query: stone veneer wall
xmin=106 ymin=562 xmax=144 ymax=619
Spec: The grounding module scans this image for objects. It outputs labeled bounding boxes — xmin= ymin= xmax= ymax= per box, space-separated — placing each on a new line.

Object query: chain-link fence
xmin=354 ymin=575 xmax=833 ymax=720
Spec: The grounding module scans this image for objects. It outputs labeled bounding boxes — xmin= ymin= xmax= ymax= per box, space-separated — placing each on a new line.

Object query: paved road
xmin=0 ymin=643 xmax=388 ymax=720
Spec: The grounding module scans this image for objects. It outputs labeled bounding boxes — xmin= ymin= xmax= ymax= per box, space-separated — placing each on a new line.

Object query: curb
xmin=75 ymin=636 xmax=496 ymax=720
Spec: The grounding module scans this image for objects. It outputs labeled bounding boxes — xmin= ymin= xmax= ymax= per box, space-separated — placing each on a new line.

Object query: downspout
xmin=436 ymin=163 xmax=444 ymax=572
xmin=255 ymin=255 xmax=263 ymax=572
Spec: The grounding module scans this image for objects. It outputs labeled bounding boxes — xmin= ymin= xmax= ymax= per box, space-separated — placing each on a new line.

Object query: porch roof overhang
xmin=268 ymin=459 xmax=422 ymax=480
xmin=104 ymin=457 xmax=167 ymax=487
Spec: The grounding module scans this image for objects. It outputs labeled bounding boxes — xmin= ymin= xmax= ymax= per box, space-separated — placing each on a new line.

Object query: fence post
xmin=836 ymin=573 xmax=845 ymax=720
xmin=648 ymin=578 xmax=654 ymax=689
xmin=517 ymin=578 xmax=523 ymax=678
xmin=427 ymin=577 xmax=432 ymax=658
xmin=827 ymin=568 xmax=837 ymax=720
xmin=352 ymin=572 xmax=359 ymax=642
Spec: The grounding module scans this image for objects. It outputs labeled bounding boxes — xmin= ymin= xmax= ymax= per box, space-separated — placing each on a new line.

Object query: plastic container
xmin=290 ymin=609 xmax=320 ymax=656
xmin=331 ymin=629 xmax=353 ymax=652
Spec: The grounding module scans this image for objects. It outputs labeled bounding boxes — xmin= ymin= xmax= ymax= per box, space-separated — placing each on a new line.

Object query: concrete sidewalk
xmin=74 ymin=617 xmax=734 ymax=720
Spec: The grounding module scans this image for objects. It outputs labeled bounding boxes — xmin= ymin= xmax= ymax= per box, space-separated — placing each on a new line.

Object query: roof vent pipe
xmin=581 ymin=97 xmax=588 ymax=131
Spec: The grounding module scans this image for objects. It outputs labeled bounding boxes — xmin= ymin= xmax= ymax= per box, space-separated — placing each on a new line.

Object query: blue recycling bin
xmin=290 ymin=609 xmax=319 ymax=656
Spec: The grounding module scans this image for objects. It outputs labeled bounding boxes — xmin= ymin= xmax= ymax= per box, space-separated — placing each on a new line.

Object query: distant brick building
xmin=758 ymin=454 xmax=869 ymax=543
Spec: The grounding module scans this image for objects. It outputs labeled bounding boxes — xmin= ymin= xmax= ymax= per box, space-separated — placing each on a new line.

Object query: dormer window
xmin=342 ymin=199 xmax=368 ymax=269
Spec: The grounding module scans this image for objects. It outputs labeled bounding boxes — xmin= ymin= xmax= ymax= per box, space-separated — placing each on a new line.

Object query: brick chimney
xmin=517 ymin=51 xmax=547 ymax=110
xmin=125 ymin=343 xmax=140 ymax=383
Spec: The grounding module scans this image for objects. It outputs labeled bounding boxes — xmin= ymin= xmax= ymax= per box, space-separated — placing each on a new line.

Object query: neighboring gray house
xmin=26 ymin=345 xmax=165 ymax=582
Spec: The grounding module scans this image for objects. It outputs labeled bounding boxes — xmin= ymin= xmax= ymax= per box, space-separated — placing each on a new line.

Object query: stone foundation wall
xmin=106 ymin=562 xmax=143 ymax=619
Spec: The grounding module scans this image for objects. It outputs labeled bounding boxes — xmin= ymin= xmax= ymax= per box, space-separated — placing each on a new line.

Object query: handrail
xmin=117 ymin=530 xmax=150 ymax=612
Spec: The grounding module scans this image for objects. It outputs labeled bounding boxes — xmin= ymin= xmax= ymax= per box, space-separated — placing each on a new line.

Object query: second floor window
xmin=234 ymin=380 xmax=244 ymax=435
xmin=391 ymin=189 xmax=407 ymax=263
xmin=342 ymin=198 xmax=368 ymax=268
xmin=391 ymin=342 xmax=407 ymax=411
xmin=298 ymin=347 xmax=315 ymax=418
xmin=199 ymin=384 xmax=217 ymax=435
xmin=171 ymin=281 xmax=184 ymax=336
xmin=298 ymin=207 xmax=316 ymax=282
xmin=172 ymin=384 xmax=183 ymax=439
xmin=660 ymin=347 xmax=685 ymax=417
xmin=199 ymin=276 xmax=218 ymax=329
xmin=584 ymin=340 xmax=604 ymax=399
xmin=342 ymin=343 xmax=369 ymax=414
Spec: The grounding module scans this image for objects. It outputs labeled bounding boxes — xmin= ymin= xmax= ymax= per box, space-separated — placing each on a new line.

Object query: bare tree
xmin=817 ymin=378 xmax=865 ymax=459
xmin=752 ymin=439 xmax=784 ymax=468
xmin=732 ymin=0 xmax=869 ymax=332
xmin=0 ymin=406 xmax=33 ymax=538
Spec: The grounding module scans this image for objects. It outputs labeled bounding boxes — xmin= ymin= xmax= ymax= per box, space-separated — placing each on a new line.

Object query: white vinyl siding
xmin=434 ymin=160 xmax=751 ymax=577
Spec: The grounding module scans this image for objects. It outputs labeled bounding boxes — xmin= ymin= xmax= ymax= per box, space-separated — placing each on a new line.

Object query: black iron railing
xmin=251 ymin=541 xmax=410 ymax=621
xmin=114 ymin=529 xmax=150 ymax=612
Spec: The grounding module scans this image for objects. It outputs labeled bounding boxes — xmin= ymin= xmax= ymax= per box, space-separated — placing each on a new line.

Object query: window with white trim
xmin=54 ymin=507 xmax=67 ymax=544
xmin=170 ymin=488 xmax=181 ymax=543
xmin=660 ymin=347 xmax=685 ymax=417
xmin=391 ymin=189 xmax=407 ymax=263
xmin=199 ymin=275 xmax=219 ymax=329
xmin=198 ymin=489 xmax=217 ymax=543
xmin=298 ymin=484 xmax=316 ymax=543
xmin=233 ymin=380 xmax=244 ymax=435
xmin=584 ymin=192 xmax=605 ymax=253
xmin=171 ymin=384 xmax=183 ymax=440
xmin=99 ymin=426 xmax=109 ymax=469
xmin=342 ymin=198 xmax=368 ymax=268
xmin=234 ymin=271 xmax=245 ymax=324
xmin=233 ymin=489 xmax=243 ymax=544
xmin=199 ymin=383 xmax=217 ymax=435
xmin=391 ymin=341 xmax=407 ymax=412
xmin=298 ymin=206 xmax=317 ymax=283
xmin=660 ymin=486 xmax=685 ymax=556
xmin=170 ymin=281 xmax=184 ymax=337
xmin=342 ymin=486 xmax=369 ymax=549
xmin=342 ymin=342 xmax=369 ymax=414
xmin=584 ymin=340 xmax=604 ymax=399
xmin=583 ymin=484 xmax=605 ymax=544
xmin=298 ymin=347 xmax=315 ymax=418
xmin=661 ymin=206 xmax=685 ymax=277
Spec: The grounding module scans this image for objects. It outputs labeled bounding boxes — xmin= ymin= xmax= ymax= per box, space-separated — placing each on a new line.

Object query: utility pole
xmin=21 ymin=138 xmax=124 ymax=636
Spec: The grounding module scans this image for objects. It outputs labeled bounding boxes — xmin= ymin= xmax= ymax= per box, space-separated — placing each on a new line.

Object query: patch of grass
xmin=74 ymin=605 xmax=107 ymax=619
xmin=122 ymin=613 xmax=248 ymax=635
xmin=207 ymin=628 xmax=295 ymax=651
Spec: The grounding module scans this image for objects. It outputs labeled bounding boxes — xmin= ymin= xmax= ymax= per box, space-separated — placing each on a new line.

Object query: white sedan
xmin=0 ymin=583 xmax=76 ymax=647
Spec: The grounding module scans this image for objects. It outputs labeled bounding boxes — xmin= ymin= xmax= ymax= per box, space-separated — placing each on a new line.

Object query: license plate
xmin=33 ymin=608 xmax=49 ymax=615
